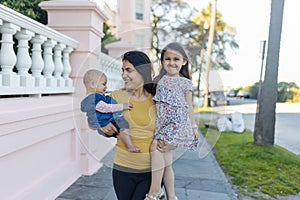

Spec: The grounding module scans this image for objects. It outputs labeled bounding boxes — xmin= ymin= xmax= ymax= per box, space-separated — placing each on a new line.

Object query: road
xmin=209 ymin=98 xmax=300 ymax=156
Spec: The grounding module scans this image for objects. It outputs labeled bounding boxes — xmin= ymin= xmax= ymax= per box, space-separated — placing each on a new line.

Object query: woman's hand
xmin=100 ymin=122 xmax=118 ymax=136
xmin=156 ymin=139 xmax=177 ymax=153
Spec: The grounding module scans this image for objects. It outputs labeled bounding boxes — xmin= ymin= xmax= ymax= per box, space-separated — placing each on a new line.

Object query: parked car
xmin=193 ymin=91 xmax=229 ymax=107
xmin=208 ymin=91 xmax=229 ymax=107
xmin=236 ymin=91 xmax=250 ymax=99
xmin=226 ymin=90 xmax=238 ymax=97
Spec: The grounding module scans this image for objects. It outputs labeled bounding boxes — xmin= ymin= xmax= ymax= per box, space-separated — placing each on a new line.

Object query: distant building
xmin=103 ymin=0 xmax=153 ymax=58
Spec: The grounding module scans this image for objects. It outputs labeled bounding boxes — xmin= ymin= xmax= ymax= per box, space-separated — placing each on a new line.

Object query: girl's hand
xmin=100 ymin=122 xmax=118 ymax=136
xmin=157 ymin=139 xmax=177 ymax=152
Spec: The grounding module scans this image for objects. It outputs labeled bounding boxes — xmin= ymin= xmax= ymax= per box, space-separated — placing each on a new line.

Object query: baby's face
xmin=94 ymin=74 xmax=107 ymax=95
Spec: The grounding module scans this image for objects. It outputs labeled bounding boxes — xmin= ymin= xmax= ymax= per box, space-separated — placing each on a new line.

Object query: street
xmin=210 ymin=98 xmax=300 ymax=156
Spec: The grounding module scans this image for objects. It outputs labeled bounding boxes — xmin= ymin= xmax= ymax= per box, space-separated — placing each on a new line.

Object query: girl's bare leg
xmin=162 ymin=150 xmax=176 ymax=200
xmin=147 ymin=140 xmax=165 ymax=196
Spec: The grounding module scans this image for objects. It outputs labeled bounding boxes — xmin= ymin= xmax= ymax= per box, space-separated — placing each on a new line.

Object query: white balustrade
xmin=62 ymin=47 xmax=73 ymax=87
xmin=99 ymin=52 xmax=123 ymax=92
xmin=0 ymin=22 xmax=20 ymax=87
xmin=0 ymin=4 xmax=123 ymax=96
xmin=0 ymin=4 xmax=79 ymax=96
xmin=43 ymin=39 xmax=57 ymax=87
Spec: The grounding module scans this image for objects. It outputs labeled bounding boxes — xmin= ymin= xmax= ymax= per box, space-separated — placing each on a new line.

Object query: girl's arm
xmin=185 ymin=90 xmax=200 ymax=140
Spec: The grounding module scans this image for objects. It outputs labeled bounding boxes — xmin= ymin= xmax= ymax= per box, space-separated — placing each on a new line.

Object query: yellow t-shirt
xmin=110 ymin=89 xmax=156 ymax=171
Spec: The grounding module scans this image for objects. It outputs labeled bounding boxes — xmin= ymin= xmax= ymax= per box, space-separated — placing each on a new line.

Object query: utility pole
xmin=257 ymin=40 xmax=266 ymax=104
xmin=203 ymin=0 xmax=217 ymax=107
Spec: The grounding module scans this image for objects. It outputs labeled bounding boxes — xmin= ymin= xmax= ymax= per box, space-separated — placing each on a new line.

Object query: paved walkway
xmin=56 ymin=132 xmax=238 ymax=200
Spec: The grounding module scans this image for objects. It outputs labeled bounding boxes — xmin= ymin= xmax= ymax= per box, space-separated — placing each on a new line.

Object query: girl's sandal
xmin=145 ymin=190 xmax=165 ymax=200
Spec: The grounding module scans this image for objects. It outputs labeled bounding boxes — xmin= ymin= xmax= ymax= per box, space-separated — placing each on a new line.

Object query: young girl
xmin=145 ymin=42 xmax=200 ymax=200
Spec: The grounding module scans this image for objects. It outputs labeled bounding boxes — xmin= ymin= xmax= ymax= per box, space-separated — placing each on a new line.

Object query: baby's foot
xmin=127 ymin=145 xmax=142 ymax=153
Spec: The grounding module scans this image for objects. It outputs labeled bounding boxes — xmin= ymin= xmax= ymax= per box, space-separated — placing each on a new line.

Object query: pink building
xmin=0 ymin=0 xmax=151 ymax=199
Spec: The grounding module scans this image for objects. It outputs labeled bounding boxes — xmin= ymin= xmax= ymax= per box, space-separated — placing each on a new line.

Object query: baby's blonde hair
xmin=83 ymin=69 xmax=106 ymax=90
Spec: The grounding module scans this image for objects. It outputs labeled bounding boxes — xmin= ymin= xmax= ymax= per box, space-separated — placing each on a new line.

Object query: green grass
xmin=193 ymin=106 xmax=215 ymax=113
xmin=198 ymin=120 xmax=300 ymax=199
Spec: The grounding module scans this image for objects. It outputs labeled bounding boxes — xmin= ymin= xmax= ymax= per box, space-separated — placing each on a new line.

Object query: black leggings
xmin=112 ymin=168 xmax=151 ymax=200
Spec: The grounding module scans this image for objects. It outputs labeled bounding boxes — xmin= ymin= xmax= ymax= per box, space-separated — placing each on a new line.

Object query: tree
xmin=254 ymin=0 xmax=285 ymax=146
xmin=176 ymin=2 xmax=238 ymax=100
xmin=151 ymin=0 xmax=193 ymax=62
xmin=101 ymin=22 xmax=119 ymax=54
xmin=0 ymin=0 xmax=47 ymax=24
xmin=277 ymin=81 xmax=300 ymax=102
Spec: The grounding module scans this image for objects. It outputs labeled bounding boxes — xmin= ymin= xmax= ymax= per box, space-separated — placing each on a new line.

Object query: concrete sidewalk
xmin=56 ymin=132 xmax=238 ymax=200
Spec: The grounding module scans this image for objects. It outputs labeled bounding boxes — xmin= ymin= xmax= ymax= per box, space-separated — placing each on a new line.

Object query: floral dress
xmin=153 ymin=75 xmax=198 ymax=150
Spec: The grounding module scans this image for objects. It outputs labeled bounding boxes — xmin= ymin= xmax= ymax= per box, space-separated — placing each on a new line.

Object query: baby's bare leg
xmin=119 ymin=129 xmax=141 ymax=152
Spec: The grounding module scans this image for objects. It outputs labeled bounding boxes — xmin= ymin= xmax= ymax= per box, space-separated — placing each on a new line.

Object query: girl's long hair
xmin=153 ymin=42 xmax=191 ymax=94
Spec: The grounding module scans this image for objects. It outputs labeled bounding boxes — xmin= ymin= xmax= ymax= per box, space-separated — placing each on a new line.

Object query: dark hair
xmin=122 ymin=51 xmax=154 ymax=95
xmin=153 ymin=42 xmax=191 ymax=94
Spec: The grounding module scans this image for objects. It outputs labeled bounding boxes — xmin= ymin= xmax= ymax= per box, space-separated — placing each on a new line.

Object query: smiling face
xmin=122 ymin=60 xmax=144 ymax=91
xmin=162 ymin=49 xmax=187 ymax=77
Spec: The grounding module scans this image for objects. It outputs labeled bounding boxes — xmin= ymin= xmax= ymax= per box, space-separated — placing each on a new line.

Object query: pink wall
xmin=0 ymin=1 xmax=114 ymax=199
xmin=0 ymin=96 xmax=81 ymax=199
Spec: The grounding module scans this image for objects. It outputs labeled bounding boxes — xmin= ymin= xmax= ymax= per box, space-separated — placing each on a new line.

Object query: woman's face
xmin=122 ymin=60 xmax=144 ymax=91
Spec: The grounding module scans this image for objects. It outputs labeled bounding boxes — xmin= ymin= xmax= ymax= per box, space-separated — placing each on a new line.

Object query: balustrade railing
xmin=99 ymin=52 xmax=123 ymax=92
xmin=0 ymin=4 xmax=79 ymax=97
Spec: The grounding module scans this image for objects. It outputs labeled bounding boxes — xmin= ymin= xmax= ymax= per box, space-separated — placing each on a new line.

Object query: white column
xmin=0 ymin=22 xmax=20 ymax=86
xmin=54 ymin=43 xmax=66 ymax=87
xmin=43 ymin=39 xmax=57 ymax=87
xmin=31 ymin=34 xmax=46 ymax=87
xmin=15 ymin=28 xmax=34 ymax=86
xmin=62 ymin=46 xmax=73 ymax=87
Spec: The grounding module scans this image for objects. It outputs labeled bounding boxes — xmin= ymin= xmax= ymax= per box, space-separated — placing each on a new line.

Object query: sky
xmin=104 ymin=0 xmax=300 ymax=88
xmin=186 ymin=0 xmax=300 ymax=88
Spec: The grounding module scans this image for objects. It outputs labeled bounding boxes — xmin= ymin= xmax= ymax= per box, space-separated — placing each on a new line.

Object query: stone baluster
xmin=62 ymin=46 xmax=73 ymax=87
xmin=31 ymin=34 xmax=46 ymax=87
xmin=54 ymin=43 xmax=66 ymax=87
xmin=0 ymin=22 xmax=20 ymax=86
xmin=43 ymin=39 xmax=57 ymax=87
xmin=15 ymin=28 xmax=34 ymax=86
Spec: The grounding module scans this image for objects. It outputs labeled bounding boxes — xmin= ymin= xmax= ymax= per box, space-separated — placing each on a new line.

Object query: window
xmin=135 ymin=0 xmax=144 ymax=20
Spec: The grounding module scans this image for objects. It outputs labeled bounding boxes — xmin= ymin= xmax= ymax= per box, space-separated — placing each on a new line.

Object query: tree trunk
xmin=254 ymin=0 xmax=285 ymax=146
xmin=203 ymin=0 xmax=217 ymax=107
xmin=197 ymin=48 xmax=205 ymax=97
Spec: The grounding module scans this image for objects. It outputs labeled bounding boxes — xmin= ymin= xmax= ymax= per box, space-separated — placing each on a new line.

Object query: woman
xmin=100 ymin=51 xmax=168 ymax=200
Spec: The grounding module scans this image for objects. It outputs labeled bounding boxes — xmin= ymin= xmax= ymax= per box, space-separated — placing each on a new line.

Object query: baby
xmin=80 ymin=69 xmax=141 ymax=153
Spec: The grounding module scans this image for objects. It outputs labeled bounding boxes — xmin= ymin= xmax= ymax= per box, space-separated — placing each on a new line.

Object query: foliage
xmin=151 ymin=0 xmax=193 ymax=62
xmin=234 ymin=81 xmax=300 ymax=103
xmin=287 ymin=87 xmax=300 ymax=103
xmin=249 ymin=82 xmax=260 ymax=99
xmin=199 ymin=122 xmax=300 ymax=199
xmin=0 ymin=0 xmax=47 ymax=24
xmin=180 ymin=2 xmax=239 ymax=71
xmin=101 ymin=22 xmax=119 ymax=54
xmin=277 ymin=81 xmax=300 ymax=103
xmin=151 ymin=0 xmax=239 ymax=101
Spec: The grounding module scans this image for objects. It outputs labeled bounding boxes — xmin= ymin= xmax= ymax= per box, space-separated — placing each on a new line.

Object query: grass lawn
xmin=198 ymin=120 xmax=300 ymax=200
